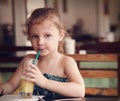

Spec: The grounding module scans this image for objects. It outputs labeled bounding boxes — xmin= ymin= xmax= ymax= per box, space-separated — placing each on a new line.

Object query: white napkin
xmin=0 ymin=95 xmax=43 ymax=101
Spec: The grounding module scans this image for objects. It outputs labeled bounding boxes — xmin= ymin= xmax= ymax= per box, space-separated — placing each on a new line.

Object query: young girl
xmin=0 ymin=8 xmax=85 ymax=98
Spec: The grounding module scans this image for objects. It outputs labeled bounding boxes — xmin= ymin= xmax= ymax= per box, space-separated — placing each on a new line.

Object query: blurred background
xmin=0 ymin=0 xmax=120 ymax=48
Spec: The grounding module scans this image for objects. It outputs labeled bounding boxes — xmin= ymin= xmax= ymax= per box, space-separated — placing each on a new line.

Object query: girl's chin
xmin=40 ymin=50 xmax=49 ymax=56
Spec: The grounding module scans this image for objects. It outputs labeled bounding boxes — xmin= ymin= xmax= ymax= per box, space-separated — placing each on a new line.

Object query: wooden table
xmin=0 ymin=95 xmax=119 ymax=101
xmin=85 ymin=97 xmax=119 ymax=101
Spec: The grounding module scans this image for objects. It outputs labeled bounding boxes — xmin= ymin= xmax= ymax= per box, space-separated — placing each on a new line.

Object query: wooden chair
xmin=68 ymin=54 xmax=120 ymax=97
xmin=0 ymin=46 xmax=119 ymax=97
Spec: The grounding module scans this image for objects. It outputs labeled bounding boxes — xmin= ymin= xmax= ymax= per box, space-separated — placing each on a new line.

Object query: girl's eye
xmin=45 ymin=34 xmax=52 ymax=38
xmin=31 ymin=35 xmax=38 ymax=39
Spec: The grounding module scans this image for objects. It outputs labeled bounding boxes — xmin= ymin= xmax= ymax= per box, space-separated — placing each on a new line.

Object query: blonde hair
xmin=24 ymin=8 xmax=67 ymax=53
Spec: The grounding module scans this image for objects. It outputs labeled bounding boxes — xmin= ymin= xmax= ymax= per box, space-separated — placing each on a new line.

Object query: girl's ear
xmin=59 ymin=30 xmax=65 ymax=41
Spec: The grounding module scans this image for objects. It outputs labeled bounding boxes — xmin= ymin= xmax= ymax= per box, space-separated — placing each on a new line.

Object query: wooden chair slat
xmin=80 ymin=70 xmax=117 ymax=78
xmin=86 ymin=88 xmax=117 ymax=96
xmin=68 ymin=54 xmax=117 ymax=61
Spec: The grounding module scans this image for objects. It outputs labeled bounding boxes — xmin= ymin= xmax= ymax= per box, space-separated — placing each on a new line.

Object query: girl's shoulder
xmin=60 ymin=54 xmax=78 ymax=75
xmin=60 ymin=54 xmax=76 ymax=63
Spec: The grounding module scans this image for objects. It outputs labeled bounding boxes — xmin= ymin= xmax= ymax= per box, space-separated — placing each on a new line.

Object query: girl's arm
xmin=44 ymin=56 xmax=85 ymax=97
xmin=0 ymin=60 xmax=23 ymax=94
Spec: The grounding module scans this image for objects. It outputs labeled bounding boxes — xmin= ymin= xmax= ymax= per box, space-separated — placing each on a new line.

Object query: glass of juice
xmin=18 ymin=58 xmax=38 ymax=98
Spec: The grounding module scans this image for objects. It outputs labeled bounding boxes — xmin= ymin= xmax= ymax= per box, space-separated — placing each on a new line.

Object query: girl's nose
xmin=38 ymin=37 xmax=44 ymax=46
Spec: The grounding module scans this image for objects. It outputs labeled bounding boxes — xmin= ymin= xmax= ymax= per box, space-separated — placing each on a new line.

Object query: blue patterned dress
xmin=33 ymin=73 xmax=68 ymax=99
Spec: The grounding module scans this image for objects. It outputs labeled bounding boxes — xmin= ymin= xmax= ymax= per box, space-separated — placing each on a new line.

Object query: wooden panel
xmin=118 ymin=55 xmax=120 ymax=97
xmin=0 ymin=57 xmax=22 ymax=62
xmin=68 ymin=54 xmax=117 ymax=61
xmin=80 ymin=70 xmax=117 ymax=78
xmin=0 ymin=46 xmax=33 ymax=52
xmin=86 ymin=88 xmax=117 ymax=96
xmin=68 ymin=54 xmax=119 ymax=97
xmin=76 ymin=42 xmax=120 ymax=54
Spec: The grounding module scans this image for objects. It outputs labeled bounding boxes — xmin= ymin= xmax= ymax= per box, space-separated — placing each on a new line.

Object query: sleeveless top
xmin=33 ymin=73 xmax=68 ymax=99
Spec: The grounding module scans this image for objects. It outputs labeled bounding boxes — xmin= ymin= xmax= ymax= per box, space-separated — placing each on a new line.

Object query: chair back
xmin=68 ymin=54 xmax=120 ymax=97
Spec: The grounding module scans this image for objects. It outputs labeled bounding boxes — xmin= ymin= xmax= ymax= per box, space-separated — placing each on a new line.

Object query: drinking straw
xmin=33 ymin=50 xmax=41 ymax=64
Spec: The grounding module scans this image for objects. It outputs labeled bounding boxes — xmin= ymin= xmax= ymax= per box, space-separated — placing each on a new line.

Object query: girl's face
xmin=29 ymin=20 xmax=64 ymax=56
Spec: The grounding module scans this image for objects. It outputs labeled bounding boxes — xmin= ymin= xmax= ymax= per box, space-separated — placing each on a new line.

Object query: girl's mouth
xmin=38 ymin=49 xmax=42 ymax=51
xmin=38 ymin=49 xmax=44 ymax=52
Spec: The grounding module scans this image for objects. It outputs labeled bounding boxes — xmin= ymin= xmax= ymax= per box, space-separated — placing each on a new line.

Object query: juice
xmin=19 ymin=77 xmax=34 ymax=98
xmin=18 ymin=58 xmax=38 ymax=98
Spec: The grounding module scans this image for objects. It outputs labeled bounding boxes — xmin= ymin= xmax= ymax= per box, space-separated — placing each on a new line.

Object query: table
xmin=85 ymin=97 xmax=119 ymax=101
xmin=0 ymin=95 xmax=119 ymax=101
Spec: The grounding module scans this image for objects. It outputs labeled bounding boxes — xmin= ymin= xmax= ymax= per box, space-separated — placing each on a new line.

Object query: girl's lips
xmin=38 ymin=49 xmax=42 ymax=51
xmin=38 ymin=49 xmax=44 ymax=52
xmin=38 ymin=48 xmax=45 ymax=50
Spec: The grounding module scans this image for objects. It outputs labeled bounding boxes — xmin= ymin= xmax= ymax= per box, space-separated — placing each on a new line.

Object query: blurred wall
xmin=0 ymin=0 xmax=120 ymax=46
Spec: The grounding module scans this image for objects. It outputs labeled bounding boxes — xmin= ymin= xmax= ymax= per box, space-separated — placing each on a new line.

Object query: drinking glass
xmin=18 ymin=58 xmax=38 ymax=98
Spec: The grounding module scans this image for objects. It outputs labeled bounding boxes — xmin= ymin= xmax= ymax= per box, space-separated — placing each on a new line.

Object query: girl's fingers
xmin=25 ymin=65 xmax=39 ymax=76
xmin=29 ymin=73 xmax=35 ymax=79
xmin=22 ymin=64 xmax=43 ymax=83
xmin=30 ymin=64 xmax=38 ymax=70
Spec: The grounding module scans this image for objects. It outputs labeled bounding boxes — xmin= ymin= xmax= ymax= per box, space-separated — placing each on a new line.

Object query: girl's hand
xmin=0 ymin=87 xmax=4 ymax=96
xmin=23 ymin=64 xmax=47 ymax=87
